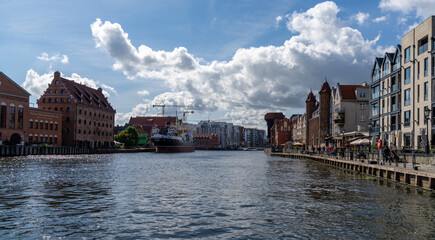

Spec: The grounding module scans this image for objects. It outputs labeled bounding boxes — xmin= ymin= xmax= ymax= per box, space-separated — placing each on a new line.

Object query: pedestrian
xmin=383 ymin=146 xmax=391 ymax=165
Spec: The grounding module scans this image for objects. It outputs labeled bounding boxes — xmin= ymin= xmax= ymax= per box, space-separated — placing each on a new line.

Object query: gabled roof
xmin=392 ymin=44 xmax=402 ymax=63
xmin=129 ymin=116 xmax=177 ymax=127
xmin=306 ymin=91 xmax=316 ymax=102
xmin=371 ymin=57 xmax=384 ymax=76
xmin=55 ymin=72 xmax=115 ymax=112
xmin=336 ymin=83 xmax=362 ymax=100
xmin=381 ymin=52 xmax=395 ymax=66
xmin=0 ymin=72 xmax=31 ymax=97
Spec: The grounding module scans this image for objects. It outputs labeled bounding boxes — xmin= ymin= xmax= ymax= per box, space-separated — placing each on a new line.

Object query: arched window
xmin=54 ymin=107 xmax=58 ymax=111
xmin=67 ymin=98 xmax=71 ymax=103
xmin=60 ymin=107 xmax=63 ymax=112
xmin=78 ymin=129 xmax=81 ymax=134
xmin=84 ymin=119 xmax=86 ymax=125
xmin=55 ymin=81 xmax=58 ymax=84
xmin=67 ymin=107 xmax=70 ymax=112
xmin=55 ymin=90 xmax=59 ymax=94
xmin=48 ymin=98 xmax=52 ymax=103
xmin=61 ymin=90 xmax=64 ymax=94
xmin=79 ymin=109 xmax=82 ymax=114
xmin=79 ymin=119 xmax=81 ymax=124
xmin=49 ymin=89 xmax=52 ymax=94
xmin=43 ymin=99 xmax=47 ymax=103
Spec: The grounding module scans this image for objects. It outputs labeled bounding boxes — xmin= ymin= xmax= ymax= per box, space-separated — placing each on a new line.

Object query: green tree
xmin=115 ymin=126 xmax=139 ymax=147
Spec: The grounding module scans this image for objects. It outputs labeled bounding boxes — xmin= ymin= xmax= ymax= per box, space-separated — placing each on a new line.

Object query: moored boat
xmin=150 ymin=127 xmax=195 ymax=153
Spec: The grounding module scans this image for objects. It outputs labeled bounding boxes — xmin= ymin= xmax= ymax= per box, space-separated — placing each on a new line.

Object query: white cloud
xmin=379 ymin=0 xmax=435 ymax=19
xmin=91 ymin=1 xmax=383 ymax=128
xmin=373 ymin=16 xmax=388 ymax=23
xmin=22 ymin=69 xmax=116 ymax=99
xmin=137 ymin=90 xmax=150 ymax=96
xmin=275 ymin=15 xmax=283 ymax=28
xmin=37 ymin=52 xmax=69 ymax=64
xmin=353 ymin=12 xmax=370 ymax=25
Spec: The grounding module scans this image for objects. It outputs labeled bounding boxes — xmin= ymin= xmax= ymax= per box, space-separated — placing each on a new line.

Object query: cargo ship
xmin=150 ymin=127 xmax=195 ymax=153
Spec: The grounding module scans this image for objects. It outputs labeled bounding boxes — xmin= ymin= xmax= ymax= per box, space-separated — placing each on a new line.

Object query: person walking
xmin=383 ymin=146 xmax=391 ymax=165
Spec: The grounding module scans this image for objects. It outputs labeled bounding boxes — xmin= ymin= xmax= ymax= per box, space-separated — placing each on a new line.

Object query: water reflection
xmin=0 ymin=152 xmax=433 ymax=239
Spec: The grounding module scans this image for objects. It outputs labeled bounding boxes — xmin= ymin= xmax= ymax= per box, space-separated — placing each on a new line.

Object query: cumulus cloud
xmin=22 ymin=69 xmax=116 ymax=99
xmin=373 ymin=16 xmax=388 ymax=23
xmin=137 ymin=90 xmax=150 ymax=96
xmin=353 ymin=12 xmax=370 ymax=25
xmin=37 ymin=52 xmax=69 ymax=64
xmin=92 ymin=1 xmax=384 ymax=128
xmin=275 ymin=15 xmax=283 ymax=28
xmin=379 ymin=0 xmax=435 ymax=19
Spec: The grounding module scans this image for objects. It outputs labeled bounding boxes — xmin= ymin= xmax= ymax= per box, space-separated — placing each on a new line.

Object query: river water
xmin=0 ymin=151 xmax=434 ymax=239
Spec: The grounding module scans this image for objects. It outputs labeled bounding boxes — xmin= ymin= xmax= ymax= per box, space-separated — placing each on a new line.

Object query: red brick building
xmin=306 ymin=80 xmax=331 ymax=150
xmin=272 ymin=118 xmax=292 ymax=147
xmin=129 ymin=116 xmax=177 ymax=136
xmin=28 ymin=108 xmax=62 ymax=146
xmin=37 ymin=72 xmax=115 ymax=148
xmin=0 ymin=72 xmax=31 ymax=144
xmin=193 ymin=133 xmax=219 ymax=150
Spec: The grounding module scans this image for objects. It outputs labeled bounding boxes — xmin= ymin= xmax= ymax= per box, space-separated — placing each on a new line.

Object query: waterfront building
xmin=264 ymin=112 xmax=285 ymax=144
xmin=292 ymin=114 xmax=306 ymax=147
xmin=129 ymin=116 xmax=177 ymax=136
xmin=400 ymin=16 xmax=434 ymax=150
xmin=196 ymin=121 xmax=240 ymax=149
xmin=0 ymin=72 xmax=30 ymax=145
xmin=37 ymin=72 xmax=115 ymax=148
xmin=369 ymin=57 xmax=383 ymax=143
xmin=305 ymin=80 xmax=331 ymax=150
xmin=28 ymin=107 xmax=62 ymax=146
xmin=243 ymin=128 xmax=265 ymax=148
xmin=193 ymin=133 xmax=219 ymax=149
xmin=331 ymin=82 xmax=369 ymax=146
xmin=272 ymin=118 xmax=292 ymax=147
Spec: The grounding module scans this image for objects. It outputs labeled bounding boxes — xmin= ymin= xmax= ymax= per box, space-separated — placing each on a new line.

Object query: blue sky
xmin=0 ymin=0 xmax=433 ymax=128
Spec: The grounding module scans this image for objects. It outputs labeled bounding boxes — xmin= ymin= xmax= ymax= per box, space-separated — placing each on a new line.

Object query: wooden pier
xmin=268 ymin=152 xmax=435 ymax=191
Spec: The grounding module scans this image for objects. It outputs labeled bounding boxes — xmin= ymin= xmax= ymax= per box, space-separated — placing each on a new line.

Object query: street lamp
xmin=368 ymin=122 xmax=372 ymax=153
xmin=424 ymin=107 xmax=431 ymax=154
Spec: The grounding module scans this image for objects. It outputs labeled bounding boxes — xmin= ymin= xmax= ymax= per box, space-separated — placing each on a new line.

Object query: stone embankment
xmin=265 ymin=149 xmax=435 ymax=191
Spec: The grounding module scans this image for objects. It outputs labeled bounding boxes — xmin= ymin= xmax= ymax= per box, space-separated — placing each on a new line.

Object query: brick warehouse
xmin=0 ymin=72 xmax=30 ymax=144
xmin=28 ymin=107 xmax=62 ymax=146
xmin=37 ymin=72 xmax=115 ymax=148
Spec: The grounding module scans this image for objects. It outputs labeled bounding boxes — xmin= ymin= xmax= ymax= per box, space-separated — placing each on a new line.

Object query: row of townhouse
xmin=0 ymin=71 xmax=116 ymax=148
xmin=370 ymin=16 xmax=435 ymax=151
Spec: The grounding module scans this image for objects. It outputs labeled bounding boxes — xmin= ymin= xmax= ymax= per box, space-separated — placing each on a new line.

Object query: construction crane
xmin=182 ymin=111 xmax=194 ymax=122
xmin=152 ymin=104 xmax=189 ymax=117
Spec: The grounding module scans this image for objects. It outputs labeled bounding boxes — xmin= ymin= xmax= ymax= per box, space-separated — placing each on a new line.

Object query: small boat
xmin=150 ymin=127 xmax=195 ymax=153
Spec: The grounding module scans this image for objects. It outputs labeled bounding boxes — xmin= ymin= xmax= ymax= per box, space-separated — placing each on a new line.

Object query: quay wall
xmin=265 ymin=149 xmax=435 ymax=191
xmin=0 ymin=146 xmax=155 ymax=157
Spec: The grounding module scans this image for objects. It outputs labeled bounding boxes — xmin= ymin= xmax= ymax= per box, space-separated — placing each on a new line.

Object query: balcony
xmin=418 ymin=43 xmax=428 ymax=55
xmin=333 ymin=117 xmax=345 ymax=125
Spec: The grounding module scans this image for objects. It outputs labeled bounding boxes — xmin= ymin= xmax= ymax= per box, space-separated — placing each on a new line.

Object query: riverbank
xmin=0 ymin=145 xmax=155 ymax=157
xmin=265 ymin=149 xmax=435 ymax=191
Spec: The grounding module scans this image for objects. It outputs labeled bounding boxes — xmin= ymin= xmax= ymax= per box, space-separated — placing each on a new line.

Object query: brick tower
xmin=305 ymin=91 xmax=316 ymax=149
xmin=318 ymin=80 xmax=331 ymax=145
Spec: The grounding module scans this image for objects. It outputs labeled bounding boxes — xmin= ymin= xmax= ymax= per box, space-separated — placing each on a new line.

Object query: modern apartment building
xmin=401 ymin=16 xmax=434 ymax=149
xmin=196 ymin=121 xmax=240 ymax=149
xmin=331 ymin=83 xmax=370 ymax=146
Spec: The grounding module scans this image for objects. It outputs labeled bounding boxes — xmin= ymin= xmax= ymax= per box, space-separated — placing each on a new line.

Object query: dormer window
xmin=49 ymin=90 xmax=53 ymax=94
xmin=55 ymin=81 xmax=58 ymax=85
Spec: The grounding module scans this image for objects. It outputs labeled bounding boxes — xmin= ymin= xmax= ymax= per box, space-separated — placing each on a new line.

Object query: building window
xmin=84 ymin=120 xmax=86 ymax=125
xmin=67 ymin=107 xmax=70 ymax=112
xmin=40 ymin=122 xmax=43 ymax=129
xmin=417 ymin=85 xmax=420 ymax=103
xmin=383 ymin=60 xmax=389 ymax=77
xmin=29 ymin=136 xmax=33 ymax=144
xmin=79 ymin=109 xmax=82 ymax=114
xmin=55 ymin=81 xmax=58 ymax=84
xmin=0 ymin=104 xmax=6 ymax=128
xmin=55 ymin=123 xmax=58 ymax=130
xmin=61 ymin=98 xmax=64 ymax=103
xmin=35 ymin=121 xmax=38 ymax=129
xmin=359 ymin=92 xmax=366 ymax=98
xmin=67 ymin=98 xmax=71 ymax=103
xmin=418 ymin=37 xmax=428 ymax=55
xmin=45 ymin=122 xmax=48 ymax=130
xmin=360 ymin=103 xmax=366 ymax=109
xmin=49 ymin=89 xmax=52 ymax=94
xmin=360 ymin=115 xmax=366 ymax=122
xmin=61 ymin=90 xmax=64 ymax=94
xmin=9 ymin=105 xmax=15 ymax=129
xmin=424 ymin=82 xmax=428 ymax=101
xmin=50 ymin=123 xmax=53 ymax=130
xmin=30 ymin=121 xmax=33 ymax=129
xmin=424 ymin=58 xmax=428 ymax=76
xmin=371 ymin=103 xmax=379 ymax=117
xmin=404 ymin=89 xmax=411 ymax=106
xmin=404 ymin=110 xmax=411 ymax=126
xmin=54 ymin=137 xmax=57 ymax=144
xmin=404 ymin=47 xmax=411 ymax=63
xmin=404 ymin=67 xmax=411 ymax=84
xmin=55 ymin=90 xmax=58 ymax=94
xmin=48 ymin=98 xmax=52 ymax=103
xmin=78 ymin=129 xmax=81 ymax=134
xmin=17 ymin=106 xmax=23 ymax=129
xmin=79 ymin=119 xmax=81 ymax=124
xmin=43 ymin=99 xmax=46 ymax=103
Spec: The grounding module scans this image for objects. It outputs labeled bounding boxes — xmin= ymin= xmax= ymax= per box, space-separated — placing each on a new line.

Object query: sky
xmin=0 ymin=0 xmax=433 ymax=129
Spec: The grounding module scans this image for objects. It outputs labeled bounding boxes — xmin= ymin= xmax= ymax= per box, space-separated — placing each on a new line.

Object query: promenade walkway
xmin=266 ymin=149 xmax=435 ymax=191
